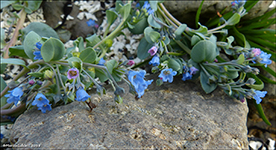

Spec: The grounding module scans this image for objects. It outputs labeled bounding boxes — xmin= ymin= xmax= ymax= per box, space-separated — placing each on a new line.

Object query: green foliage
xmin=137 ymin=38 xmax=154 ymax=60
xmin=79 ymin=48 xmax=97 ymax=63
xmin=191 ymin=40 xmax=217 ymax=63
xmin=200 ymin=70 xmax=217 ymax=94
xmin=21 ymin=22 xmax=59 ymax=40
xmin=106 ymin=9 xmax=118 ymax=26
xmin=23 ymin=31 xmax=41 ymax=60
xmin=41 ymin=38 xmax=65 ymax=62
xmin=0 ymin=58 xmax=26 ymax=67
xmin=144 ymin=27 xmax=160 ymax=43
xmin=1 ymin=28 xmax=5 ymax=49
xmin=0 ymin=76 xmax=7 ymax=107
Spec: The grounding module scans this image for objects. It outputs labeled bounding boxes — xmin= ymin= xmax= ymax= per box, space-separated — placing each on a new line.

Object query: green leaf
xmin=1 ymin=28 xmax=5 ymax=49
xmin=1 ymin=1 xmax=16 ymax=9
xmin=119 ymin=3 xmax=131 ymax=21
xmin=106 ymin=59 xmax=118 ymax=73
xmin=192 ymin=23 xmax=208 ymax=34
xmin=0 ymin=76 xmax=7 ymax=107
xmin=26 ymin=0 xmax=42 ymax=12
xmin=200 ymin=70 xmax=217 ymax=94
xmin=148 ymin=14 xmax=161 ymax=29
xmin=95 ymin=68 xmax=108 ymax=82
xmin=236 ymin=53 xmax=245 ymax=65
xmin=191 ymin=35 xmax=201 ymax=46
xmin=41 ymin=38 xmax=65 ymax=62
xmin=144 ymin=27 xmax=160 ymax=43
xmin=28 ymin=72 xmax=44 ymax=78
xmin=226 ymin=36 xmax=234 ymax=49
xmin=0 ymin=58 xmax=26 ymax=67
xmin=195 ymin=0 xmax=204 ymax=28
xmin=246 ymin=73 xmax=264 ymax=90
xmin=258 ymin=74 xmax=276 ymax=84
xmin=106 ymin=9 xmax=118 ymax=25
xmin=191 ymin=40 xmax=217 ymax=63
xmin=137 ymin=37 xmax=154 ymax=60
xmin=67 ymin=57 xmax=83 ymax=71
xmin=174 ymin=24 xmax=187 ymax=40
xmin=261 ymin=66 xmax=276 ymax=78
xmin=227 ymin=13 xmax=241 ymax=26
xmin=86 ymin=34 xmax=101 ymax=47
xmin=22 ymin=22 xmax=59 ymax=40
xmin=246 ymin=36 xmax=276 ymax=50
xmin=79 ymin=48 xmax=97 ymax=63
xmin=254 ymin=102 xmax=271 ymax=126
xmin=149 ymin=1 xmax=158 ymax=11
xmin=168 ymin=58 xmax=181 ymax=71
xmin=23 ymin=31 xmax=41 ymax=60
xmin=231 ymin=27 xmax=250 ymax=48
xmin=9 ymin=45 xmax=29 ymax=58
xmin=24 ymin=6 xmax=32 ymax=14
xmin=73 ymin=37 xmax=85 ymax=52
xmin=12 ymin=3 xmax=23 ymax=10
xmin=0 ymin=64 xmax=6 ymax=74
xmin=128 ymin=17 xmax=148 ymax=35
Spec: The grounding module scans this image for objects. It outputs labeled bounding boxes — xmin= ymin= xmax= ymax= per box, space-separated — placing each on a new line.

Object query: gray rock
xmin=163 ymin=1 xmax=273 ymax=27
xmin=9 ymin=76 xmax=248 ymax=149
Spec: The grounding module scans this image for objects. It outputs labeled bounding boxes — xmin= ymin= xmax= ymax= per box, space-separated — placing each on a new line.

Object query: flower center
xmin=164 ymin=70 xmax=171 ymax=75
xmin=69 ymin=70 xmax=78 ymax=76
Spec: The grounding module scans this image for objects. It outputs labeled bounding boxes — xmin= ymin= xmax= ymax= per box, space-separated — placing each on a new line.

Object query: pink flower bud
xmin=127 ymin=60 xmax=135 ymax=66
xmin=252 ymin=48 xmax=261 ymax=57
xmin=29 ymin=80 xmax=35 ymax=85
xmin=148 ymin=46 xmax=158 ymax=56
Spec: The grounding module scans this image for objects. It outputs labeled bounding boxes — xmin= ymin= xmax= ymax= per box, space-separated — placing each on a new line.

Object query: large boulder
xmin=163 ymin=1 xmax=274 ymax=27
xmin=9 ymin=75 xmax=249 ymax=149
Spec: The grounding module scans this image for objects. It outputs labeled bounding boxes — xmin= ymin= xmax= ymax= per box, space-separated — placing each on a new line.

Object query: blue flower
xmin=147 ymin=8 xmax=154 ymax=15
xmin=181 ymin=66 xmax=198 ymax=81
xmin=149 ymin=55 xmax=160 ymax=66
xmin=158 ymin=68 xmax=177 ymax=83
xmin=35 ymin=42 xmax=42 ymax=49
xmin=33 ymin=51 xmax=43 ymax=60
xmin=259 ymin=51 xmax=272 ymax=67
xmin=5 ymin=87 xmax=23 ymax=106
xmin=75 ymin=87 xmax=91 ymax=101
xmin=136 ymin=2 xmax=140 ymax=8
xmin=253 ymin=90 xmax=267 ymax=104
xmin=182 ymin=72 xmax=193 ymax=81
xmin=128 ymin=70 xmax=153 ymax=98
xmin=98 ymin=58 xmax=106 ymax=66
xmin=38 ymin=104 xmax=52 ymax=113
xmin=87 ymin=19 xmax=99 ymax=28
xmin=32 ymin=93 xmax=50 ymax=108
xmin=142 ymin=1 xmax=151 ymax=9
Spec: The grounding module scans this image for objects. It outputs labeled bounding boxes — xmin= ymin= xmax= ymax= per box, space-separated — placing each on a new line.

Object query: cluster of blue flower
xmin=33 ymin=42 xmax=43 ymax=60
xmin=128 ymin=70 xmax=153 ymax=98
xmin=32 ymin=93 xmax=52 ymax=113
xmin=142 ymin=1 xmax=154 ymax=15
xmin=251 ymin=48 xmax=272 ymax=67
xmin=5 ymin=87 xmax=52 ymax=113
xmin=86 ymin=19 xmax=99 ymax=28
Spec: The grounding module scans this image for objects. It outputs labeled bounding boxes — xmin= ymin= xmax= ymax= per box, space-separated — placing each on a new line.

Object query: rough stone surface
xmin=9 ymin=75 xmax=249 ymax=149
xmin=163 ymin=1 xmax=273 ymax=27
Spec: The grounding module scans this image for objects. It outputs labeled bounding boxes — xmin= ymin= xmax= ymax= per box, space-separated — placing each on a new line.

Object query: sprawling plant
xmin=0 ymin=0 xmax=275 ymax=125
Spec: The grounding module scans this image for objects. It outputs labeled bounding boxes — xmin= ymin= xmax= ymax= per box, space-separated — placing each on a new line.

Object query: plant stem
xmin=3 ymin=9 xmax=26 ymax=58
xmin=56 ymin=64 xmax=67 ymax=93
xmin=93 ymin=21 xmax=125 ymax=59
